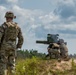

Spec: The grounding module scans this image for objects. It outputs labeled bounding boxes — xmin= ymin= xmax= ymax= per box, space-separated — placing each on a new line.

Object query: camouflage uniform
xmin=60 ymin=43 xmax=68 ymax=59
xmin=47 ymin=43 xmax=60 ymax=59
xmin=58 ymin=39 xmax=68 ymax=59
xmin=0 ymin=12 xmax=23 ymax=75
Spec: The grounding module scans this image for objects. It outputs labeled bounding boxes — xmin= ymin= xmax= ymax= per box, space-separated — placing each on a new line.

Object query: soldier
xmin=0 ymin=11 xmax=23 ymax=75
xmin=58 ymin=39 xmax=69 ymax=60
xmin=46 ymin=43 xmax=60 ymax=59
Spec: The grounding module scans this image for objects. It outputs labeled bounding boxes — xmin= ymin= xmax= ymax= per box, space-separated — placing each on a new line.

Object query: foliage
xmin=16 ymin=50 xmax=76 ymax=75
xmin=71 ymin=59 xmax=76 ymax=73
xmin=16 ymin=57 xmax=76 ymax=75
xmin=16 ymin=57 xmax=41 ymax=75
xmin=17 ymin=49 xmax=46 ymax=59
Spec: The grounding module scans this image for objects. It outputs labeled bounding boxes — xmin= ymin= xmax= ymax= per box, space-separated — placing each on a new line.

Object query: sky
xmin=0 ymin=0 xmax=76 ymax=54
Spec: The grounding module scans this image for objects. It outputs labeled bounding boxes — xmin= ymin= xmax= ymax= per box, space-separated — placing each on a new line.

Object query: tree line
xmin=17 ymin=49 xmax=46 ymax=59
xmin=17 ymin=49 xmax=76 ymax=59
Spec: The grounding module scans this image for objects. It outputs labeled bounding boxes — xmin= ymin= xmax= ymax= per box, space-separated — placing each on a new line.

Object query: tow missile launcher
xmin=36 ymin=34 xmax=67 ymax=59
xmin=36 ymin=34 xmax=67 ymax=44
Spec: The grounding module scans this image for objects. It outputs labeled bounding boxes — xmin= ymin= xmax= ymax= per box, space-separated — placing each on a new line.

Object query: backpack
xmin=3 ymin=22 xmax=18 ymax=41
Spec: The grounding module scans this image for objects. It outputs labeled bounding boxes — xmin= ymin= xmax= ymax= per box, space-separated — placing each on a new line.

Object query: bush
xmin=16 ymin=56 xmax=40 ymax=75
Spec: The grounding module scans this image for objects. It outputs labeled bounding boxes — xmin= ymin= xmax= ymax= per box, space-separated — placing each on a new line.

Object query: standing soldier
xmin=0 ymin=11 xmax=24 ymax=75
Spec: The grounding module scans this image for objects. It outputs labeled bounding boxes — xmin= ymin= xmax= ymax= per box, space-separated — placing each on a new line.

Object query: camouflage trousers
xmin=60 ymin=50 xmax=68 ymax=58
xmin=48 ymin=49 xmax=60 ymax=59
xmin=0 ymin=41 xmax=16 ymax=75
xmin=60 ymin=43 xmax=68 ymax=59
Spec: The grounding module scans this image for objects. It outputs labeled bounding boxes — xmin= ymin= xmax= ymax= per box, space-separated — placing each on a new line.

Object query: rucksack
xmin=3 ymin=22 xmax=18 ymax=41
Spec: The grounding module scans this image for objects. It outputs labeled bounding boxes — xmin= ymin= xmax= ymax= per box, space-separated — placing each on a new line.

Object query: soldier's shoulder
xmin=0 ymin=22 xmax=6 ymax=27
xmin=16 ymin=23 xmax=20 ymax=29
xmin=0 ymin=22 xmax=6 ymax=32
xmin=12 ymin=22 xmax=17 ymax=25
xmin=12 ymin=22 xmax=20 ymax=29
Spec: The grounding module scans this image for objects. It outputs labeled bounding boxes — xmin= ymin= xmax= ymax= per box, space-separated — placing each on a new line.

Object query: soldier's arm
xmin=0 ymin=26 xmax=4 ymax=43
xmin=17 ymin=27 xmax=24 ymax=48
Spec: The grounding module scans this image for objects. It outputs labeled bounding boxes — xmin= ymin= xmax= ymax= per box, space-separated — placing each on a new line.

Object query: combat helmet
xmin=5 ymin=11 xmax=16 ymax=19
xmin=58 ymin=39 xmax=64 ymax=44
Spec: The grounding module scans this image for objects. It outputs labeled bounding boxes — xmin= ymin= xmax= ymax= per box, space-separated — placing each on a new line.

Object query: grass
xmin=16 ymin=57 xmax=41 ymax=75
xmin=16 ymin=57 xmax=76 ymax=75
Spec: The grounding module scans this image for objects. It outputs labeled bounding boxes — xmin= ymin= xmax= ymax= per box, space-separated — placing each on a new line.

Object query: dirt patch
xmin=40 ymin=59 xmax=76 ymax=75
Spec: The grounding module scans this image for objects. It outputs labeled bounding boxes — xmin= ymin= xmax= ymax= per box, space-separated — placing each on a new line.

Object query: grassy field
xmin=16 ymin=57 xmax=76 ymax=75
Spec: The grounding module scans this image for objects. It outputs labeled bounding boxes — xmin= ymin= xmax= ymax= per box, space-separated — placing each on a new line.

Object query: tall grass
xmin=16 ymin=57 xmax=76 ymax=75
xmin=16 ymin=57 xmax=41 ymax=75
